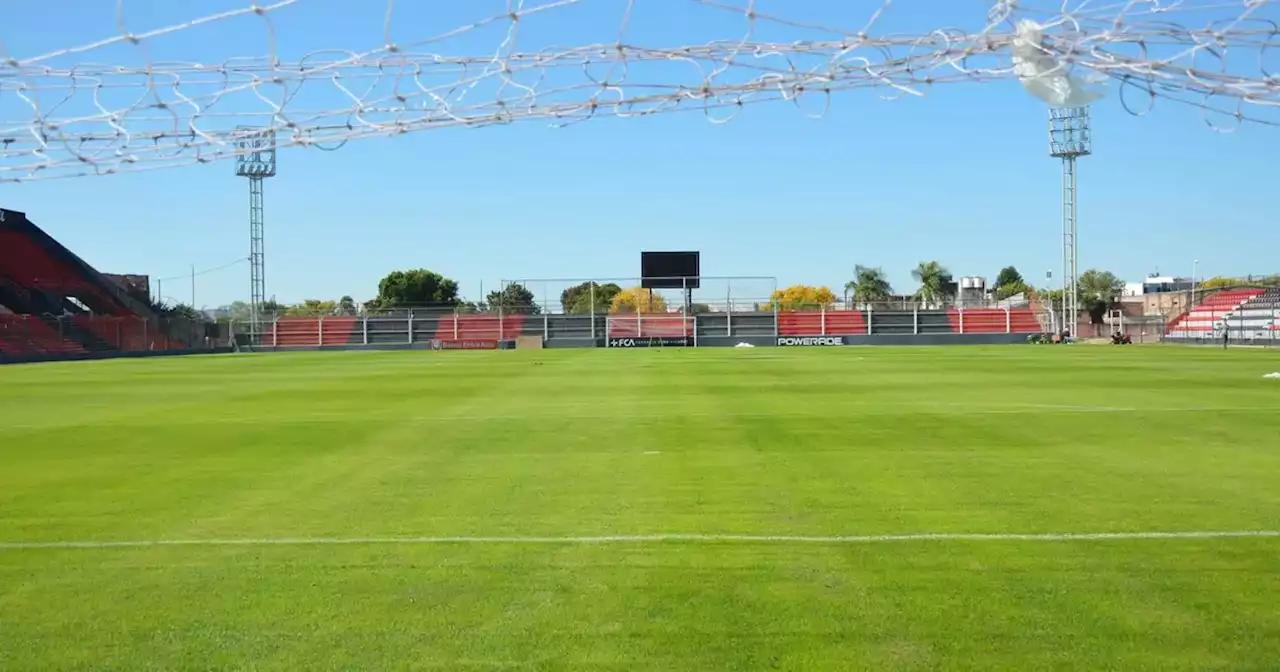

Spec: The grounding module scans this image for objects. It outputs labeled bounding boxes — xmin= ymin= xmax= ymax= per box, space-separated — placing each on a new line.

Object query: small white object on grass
xmin=1264 ymin=373 xmax=1280 ymax=379
xmin=734 ymin=342 xmax=755 ymax=348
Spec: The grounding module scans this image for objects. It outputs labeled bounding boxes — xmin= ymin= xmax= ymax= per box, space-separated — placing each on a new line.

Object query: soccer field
xmin=2 ymin=346 xmax=1279 ymax=670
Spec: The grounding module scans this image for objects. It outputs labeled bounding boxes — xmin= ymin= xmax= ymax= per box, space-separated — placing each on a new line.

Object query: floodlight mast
xmin=234 ymin=128 xmax=277 ymax=343
xmin=1049 ymin=107 xmax=1091 ymax=340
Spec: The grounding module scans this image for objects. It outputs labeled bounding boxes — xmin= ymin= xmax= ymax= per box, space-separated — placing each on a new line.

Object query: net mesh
xmin=2 ymin=0 xmax=1278 ymax=181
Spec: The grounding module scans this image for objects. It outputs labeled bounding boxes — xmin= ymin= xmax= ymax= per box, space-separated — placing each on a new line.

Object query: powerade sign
xmin=606 ymin=337 xmax=691 ymax=348
xmin=776 ymin=336 xmax=844 ymax=346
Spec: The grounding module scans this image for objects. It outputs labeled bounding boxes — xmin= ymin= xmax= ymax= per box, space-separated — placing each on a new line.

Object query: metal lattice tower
xmin=1049 ymin=108 xmax=1091 ymax=339
xmin=234 ymin=129 xmax=277 ymax=341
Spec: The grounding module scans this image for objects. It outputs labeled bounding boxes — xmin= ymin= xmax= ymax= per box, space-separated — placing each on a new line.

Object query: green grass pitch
xmin=2 ymin=346 xmax=1280 ymax=670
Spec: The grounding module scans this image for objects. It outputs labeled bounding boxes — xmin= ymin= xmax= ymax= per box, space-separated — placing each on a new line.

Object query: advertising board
xmin=776 ymin=336 xmax=844 ymax=346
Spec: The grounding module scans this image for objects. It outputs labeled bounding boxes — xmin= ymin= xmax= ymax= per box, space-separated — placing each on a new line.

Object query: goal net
xmin=2 ymin=0 xmax=1277 ymax=182
xmin=605 ymin=314 xmax=696 ymax=348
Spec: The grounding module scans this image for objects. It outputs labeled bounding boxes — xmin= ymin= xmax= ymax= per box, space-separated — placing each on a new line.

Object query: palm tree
xmin=912 ymin=260 xmax=953 ymax=308
xmin=1076 ymin=269 xmax=1124 ymax=325
xmin=1076 ymin=269 xmax=1123 ymax=302
xmin=844 ymin=265 xmax=893 ymax=307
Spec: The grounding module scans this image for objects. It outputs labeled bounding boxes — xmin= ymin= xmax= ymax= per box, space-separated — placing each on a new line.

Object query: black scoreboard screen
xmin=641 ymin=251 xmax=700 ymax=289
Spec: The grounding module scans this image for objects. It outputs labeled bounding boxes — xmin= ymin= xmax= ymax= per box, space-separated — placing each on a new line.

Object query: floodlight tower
xmin=234 ymin=128 xmax=277 ymax=341
xmin=1049 ymin=107 xmax=1091 ymax=339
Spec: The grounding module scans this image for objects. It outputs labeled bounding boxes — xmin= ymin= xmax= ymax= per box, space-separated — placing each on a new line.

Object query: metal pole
xmin=589 ymin=282 xmax=596 ymax=341
xmin=1192 ymin=259 xmax=1199 ymax=306
xmin=235 ymin=128 xmax=276 ymax=345
xmin=1049 ymin=107 xmax=1090 ymax=341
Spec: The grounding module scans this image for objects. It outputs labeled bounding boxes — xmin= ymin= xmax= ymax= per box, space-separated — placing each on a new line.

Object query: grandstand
xmin=0 ymin=208 xmax=200 ymax=359
xmin=1165 ymin=288 xmax=1280 ymax=341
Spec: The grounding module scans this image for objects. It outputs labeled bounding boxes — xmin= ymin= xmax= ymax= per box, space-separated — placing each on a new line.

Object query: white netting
xmin=1 ymin=0 xmax=1278 ymax=182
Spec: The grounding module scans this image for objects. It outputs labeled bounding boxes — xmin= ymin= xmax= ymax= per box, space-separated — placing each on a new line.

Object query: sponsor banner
xmin=604 ymin=337 xmax=692 ymax=348
xmin=776 ymin=336 xmax=844 ymax=347
xmin=431 ymin=339 xmax=500 ymax=350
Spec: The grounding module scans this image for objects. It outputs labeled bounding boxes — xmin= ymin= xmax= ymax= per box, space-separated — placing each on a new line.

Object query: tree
xmin=993 ymin=266 xmax=1031 ymax=300
xmin=337 ymin=296 xmax=358 ymax=316
xmin=994 ymin=266 xmax=1024 ymax=290
xmin=769 ymin=285 xmax=838 ymax=310
xmin=1199 ymin=276 xmax=1237 ymax=290
xmin=222 ymin=301 xmax=252 ymax=321
xmin=688 ymin=302 xmax=713 ymax=314
xmin=1075 ymin=269 xmax=1123 ymax=325
xmin=844 ymin=265 xmax=893 ymax=306
xmin=486 ymin=283 xmax=541 ymax=315
xmin=160 ymin=303 xmax=206 ymax=323
xmin=1038 ymin=288 xmax=1065 ymax=304
xmin=372 ymin=269 xmax=460 ymax=310
xmin=1077 ymin=269 xmax=1123 ymax=302
xmin=610 ymin=286 xmax=667 ymax=313
xmin=285 ymin=299 xmax=338 ymax=316
xmin=912 ymin=261 xmax=954 ymax=307
xmin=995 ymin=282 xmax=1031 ymax=301
xmin=560 ymin=281 xmax=622 ymax=314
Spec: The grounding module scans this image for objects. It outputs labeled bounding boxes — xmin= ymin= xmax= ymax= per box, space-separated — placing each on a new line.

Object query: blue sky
xmin=2 ymin=0 xmax=1276 ymax=309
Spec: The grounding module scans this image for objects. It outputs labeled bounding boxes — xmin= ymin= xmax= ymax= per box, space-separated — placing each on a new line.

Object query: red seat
xmin=273 ymin=318 xmax=321 ymax=346
xmin=320 ymin=317 xmax=360 ymax=345
xmin=952 ymin=309 xmax=1004 ymax=333
xmin=71 ymin=315 xmax=152 ymax=351
xmin=433 ymin=314 xmax=526 ymax=340
xmin=0 ymin=315 xmax=85 ymax=355
xmin=607 ymin=314 xmax=691 ymax=337
xmin=777 ymin=310 xmax=867 ymax=336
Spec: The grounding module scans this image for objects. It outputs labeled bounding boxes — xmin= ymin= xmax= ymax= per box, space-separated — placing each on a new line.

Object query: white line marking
xmin=8 ymin=404 xmax=1274 ymax=431
xmin=2 ymin=530 xmax=1277 ymax=550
